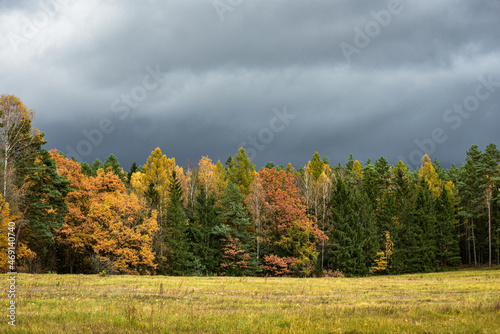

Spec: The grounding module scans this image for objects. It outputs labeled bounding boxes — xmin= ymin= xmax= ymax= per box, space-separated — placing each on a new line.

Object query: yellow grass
xmin=1 ymin=269 xmax=500 ymax=333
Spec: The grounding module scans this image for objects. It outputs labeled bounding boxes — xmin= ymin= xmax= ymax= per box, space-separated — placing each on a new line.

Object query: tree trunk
xmin=466 ymin=218 xmax=471 ymax=265
xmin=497 ymin=246 xmax=499 ymax=266
xmin=14 ymin=205 xmax=29 ymax=260
xmin=321 ymin=202 xmax=326 ymax=269
xmin=256 ymin=217 xmax=260 ymax=260
xmin=3 ymin=153 xmax=8 ymax=198
xmin=471 ymin=216 xmax=477 ymax=267
xmin=487 ymin=184 xmax=492 ymax=267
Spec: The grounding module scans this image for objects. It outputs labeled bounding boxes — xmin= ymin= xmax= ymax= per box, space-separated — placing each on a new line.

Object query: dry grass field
xmin=1 ymin=269 xmax=500 ymax=333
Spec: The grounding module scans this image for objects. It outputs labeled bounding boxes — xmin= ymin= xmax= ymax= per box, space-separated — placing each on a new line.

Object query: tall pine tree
xmin=164 ymin=170 xmax=192 ymax=275
xmin=187 ymin=187 xmax=222 ymax=275
xmin=328 ymin=177 xmax=367 ymax=276
xmin=215 ymin=183 xmax=259 ymax=276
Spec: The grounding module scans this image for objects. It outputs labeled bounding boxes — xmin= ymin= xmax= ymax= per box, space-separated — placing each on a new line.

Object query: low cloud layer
xmin=1 ymin=0 xmax=499 ymax=170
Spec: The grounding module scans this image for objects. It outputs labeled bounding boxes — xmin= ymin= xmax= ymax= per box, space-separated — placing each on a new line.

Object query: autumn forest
xmin=1 ymin=94 xmax=500 ymax=277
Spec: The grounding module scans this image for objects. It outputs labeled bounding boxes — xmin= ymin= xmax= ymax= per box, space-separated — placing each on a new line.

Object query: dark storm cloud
xmin=0 ymin=0 xmax=499 ymax=171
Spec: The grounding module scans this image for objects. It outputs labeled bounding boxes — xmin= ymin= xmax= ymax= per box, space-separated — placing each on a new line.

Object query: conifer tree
xmin=22 ymin=150 xmax=72 ymax=270
xmin=415 ymin=179 xmax=439 ymax=271
xmin=480 ymin=143 xmax=500 ymax=267
xmin=187 ymin=187 xmax=222 ymax=275
xmin=80 ymin=161 xmax=95 ymax=177
xmin=276 ymin=221 xmax=319 ymax=277
xmin=227 ymin=148 xmax=256 ymax=196
xmin=217 ymin=183 xmax=252 ymax=244
xmin=390 ymin=161 xmax=417 ymax=273
xmin=265 ymin=162 xmax=276 ymax=169
xmin=164 ymin=170 xmax=192 ymax=275
xmin=328 ymin=177 xmax=367 ymax=276
xmin=345 ymin=154 xmax=354 ymax=171
xmin=457 ymin=146 xmax=484 ymax=266
xmin=92 ymin=158 xmax=103 ymax=174
xmin=435 ymin=186 xmax=461 ymax=267
xmin=103 ymin=154 xmax=127 ymax=183
xmin=128 ymin=161 xmax=138 ymax=183
xmin=215 ymin=183 xmax=259 ymax=276
xmin=361 ymin=163 xmax=381 ymax=210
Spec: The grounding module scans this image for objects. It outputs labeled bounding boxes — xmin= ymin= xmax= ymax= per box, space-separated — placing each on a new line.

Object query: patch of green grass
xmin=1 ymin=269 xmax=499 ymax=333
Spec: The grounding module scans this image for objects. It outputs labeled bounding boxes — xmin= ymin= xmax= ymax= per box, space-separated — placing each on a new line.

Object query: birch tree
xmin=0 ymin=95 xmax=44 ymax=205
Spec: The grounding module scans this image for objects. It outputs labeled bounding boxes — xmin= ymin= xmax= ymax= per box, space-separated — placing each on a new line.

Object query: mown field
xmin=1 ymin=269 xmax=499 ymax=333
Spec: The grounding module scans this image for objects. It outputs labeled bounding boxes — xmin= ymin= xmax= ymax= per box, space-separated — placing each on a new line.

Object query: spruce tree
xmin=91 ymin=158 xmax=103 ymax=174
xmin=265 ymin=162 xmax=276 ymax=169
xmin=80 ymin=161 xmax=95 ymax=177
xmin=415 ymin=179 xmax=439 ymax=272
xmin=432 ymin=157 xmax=448 ymax=181
xmin=436 ymin=187 xmax=461 ymax=267
xmin=328 ymin=177 xmax=367 ymax=276
xmin=217 ymin=183 xmax=252 ymax=243
xmin=187 ymin=187 xmax=222 ymax=275
xmin=128 ymin=161 xmax=138 ymax=183
xmin=345 ymin=154 xmax=354 ymax=171
xmin=375 ymin=156 xmax=391 ymax=189
xmin=215 ymin=183 xmax=259 ymax=276
xmin=361 ymin=163 xmax=381 ymax=211
xmin=359 ymin=192 xmax=379 ymax=271
xmin=103 ymin=154 xmax=127 ymax=183
xmin=164 ymin=170 xmax=192 ymax=275
xmin=390 ymin=161 xmax=419 ymax=273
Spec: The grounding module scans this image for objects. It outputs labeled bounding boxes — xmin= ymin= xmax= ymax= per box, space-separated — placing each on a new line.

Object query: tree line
xmin=1 ymin=94 xmax=499 ymax=276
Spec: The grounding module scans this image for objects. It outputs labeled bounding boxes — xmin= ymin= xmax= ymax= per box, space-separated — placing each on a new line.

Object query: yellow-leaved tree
xmin=51 ymin=151 xmax=158 ymax=275
xmin=89 ymin=175 xmax=158 ymax=275
xmin=0 ymin=194 xmax=17 ymax=272
xmin=132 ymin=147 xmax=175 ymax=214
xmin=353 ymin=160 xmax=363 ymax=180
xmin=0 ymin=95 xmax=45 ymax=206
xmin=198 ymin=156 xmax=227 ymax=203
xmin=419 ymin=154 xmax=441 ymax=197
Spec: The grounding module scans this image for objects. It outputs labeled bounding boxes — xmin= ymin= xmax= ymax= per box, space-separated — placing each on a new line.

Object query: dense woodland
xmin=1 ymin=94 xmax=500 ymax=277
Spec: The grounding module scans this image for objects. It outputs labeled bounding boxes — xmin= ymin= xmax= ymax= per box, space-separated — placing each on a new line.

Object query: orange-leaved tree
xmin=89 ymin=177 xmax=158 ymax=275
xmin=52 ymin=150 xmax=158 ymax=274
xmin=51 ymin=150 xmax=97 ymax=273
xmin=258 ymin=168 xmax=327 ymax=276
xmin=0 ymin=194 xmax=21 ymax=272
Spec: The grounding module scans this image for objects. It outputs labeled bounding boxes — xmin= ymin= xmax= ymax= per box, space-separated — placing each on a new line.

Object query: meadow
xmin=1 ymin=269 xmax=499 ymax=333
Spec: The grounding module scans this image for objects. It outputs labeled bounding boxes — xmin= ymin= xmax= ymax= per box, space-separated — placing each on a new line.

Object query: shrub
xmin=323 ymin=269 xmax=345 ymax=278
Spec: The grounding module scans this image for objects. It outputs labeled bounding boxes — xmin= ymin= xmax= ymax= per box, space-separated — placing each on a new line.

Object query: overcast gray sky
xmin=1 ymin=0 xmax=499 ymax=171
